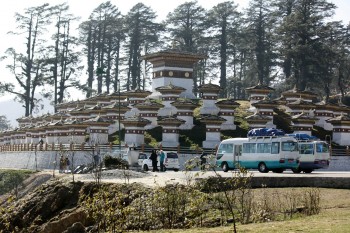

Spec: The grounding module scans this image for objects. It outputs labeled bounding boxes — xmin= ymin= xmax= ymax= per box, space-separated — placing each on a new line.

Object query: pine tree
xmin=0 ymin=4 xmax=54 ymax=116
xmin=277 ymin=0 xmax=337 ymax=90
xmin=207 ymin=1 xmax=240 ymax=98
xmin=124 ymin=3 xmax=163 ymax=90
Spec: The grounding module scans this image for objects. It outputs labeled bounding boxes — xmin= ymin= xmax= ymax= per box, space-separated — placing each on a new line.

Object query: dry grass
xmin=138 ymin=188 xmax=350 ymax=233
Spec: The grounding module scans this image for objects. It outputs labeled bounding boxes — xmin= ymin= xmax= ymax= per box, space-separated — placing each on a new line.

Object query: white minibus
xmin=216 ymin=136 xmax=300 ymax=173
xmin=292 ymin=140 xmax=330 ymax=173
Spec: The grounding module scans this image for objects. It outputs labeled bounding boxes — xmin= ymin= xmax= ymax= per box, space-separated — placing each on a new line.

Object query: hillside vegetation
xmin=1 ymin=169 xmax=349 ymax=232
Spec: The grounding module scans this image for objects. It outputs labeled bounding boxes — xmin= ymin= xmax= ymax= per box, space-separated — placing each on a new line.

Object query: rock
xmin=39 ymin=208 xmax=87 ymax=233
xmin=63 ymin=222 xmax=87 ymax=233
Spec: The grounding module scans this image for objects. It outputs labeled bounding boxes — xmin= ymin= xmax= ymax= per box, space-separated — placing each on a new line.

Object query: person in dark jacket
xmin=150 ymin=149 xmax=159 ymax=172
xmin=200 ymin=152 xmax=207 ymax=171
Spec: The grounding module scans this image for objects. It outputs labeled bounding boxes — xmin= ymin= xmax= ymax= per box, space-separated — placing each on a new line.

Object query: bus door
xmin=234 ymin=144 xmax=242 ymax=167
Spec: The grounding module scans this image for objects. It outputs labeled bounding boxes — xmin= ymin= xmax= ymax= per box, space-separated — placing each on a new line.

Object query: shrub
xmin=103 ymin=155 xmax=129 ymax=169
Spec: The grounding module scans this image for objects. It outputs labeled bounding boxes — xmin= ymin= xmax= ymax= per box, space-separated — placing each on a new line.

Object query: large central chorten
xmin=142 ymin=49 xmax=206 ymax=99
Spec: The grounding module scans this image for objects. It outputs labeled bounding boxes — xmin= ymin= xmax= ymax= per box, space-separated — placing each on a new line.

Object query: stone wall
xmin=0 ymin=151 xmax=349 ymax=172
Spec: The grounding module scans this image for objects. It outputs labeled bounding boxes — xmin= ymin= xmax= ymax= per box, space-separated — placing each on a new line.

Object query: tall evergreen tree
xmin=0 ymin=115 xmax=11 ymax=130
xmin=166 ymin=1 xmax=207 ymax=53
xmin=0 ymin=4 xmax=54 ymax=116
xmin=336 ymin=23 xmax=350 ymax=101
xmin=277 ymin=0 xmax=336 ymax=90
xmin=79 ymin=1 xmax=124 ymax=97
xmin=207 ymin=1 xmax=240 ymax=98
xmin=165 ymin=1 xmax=208 ymax=94
xmin=244 ymin=0 xmax=277 ymax=86
xmin=43 ymin=3 xmax=82 ymax=111
xmin=124 ymin=3 xmax=162 ymax=90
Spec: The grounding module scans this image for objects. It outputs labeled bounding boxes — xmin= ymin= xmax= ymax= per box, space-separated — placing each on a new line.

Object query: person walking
xmin=159 ymin=150 xmax=165 ymax=172
xmin=150 ymin=149 xmax=159 ymax=172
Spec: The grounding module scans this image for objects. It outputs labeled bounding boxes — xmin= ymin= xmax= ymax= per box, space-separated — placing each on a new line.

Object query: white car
xmin=140 ymin=151 xmax=180 ymax=172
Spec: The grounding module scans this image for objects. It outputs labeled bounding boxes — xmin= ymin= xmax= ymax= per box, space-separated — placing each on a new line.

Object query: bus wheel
xmin=258 ymin=163 xmax=269 ymax=173
xmin=304 ymin=169 xmax=313 ymax=173
xmin=222 ymin=162 xmax=229 ymax=172
xmin=292 ymin=168 xmax=301 ymax=173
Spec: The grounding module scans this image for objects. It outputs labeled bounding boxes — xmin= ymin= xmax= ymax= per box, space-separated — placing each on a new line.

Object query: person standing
xmin=159 ymin=150 xmax=165 ymax=172
xmin=200 ymin=151 xmax=207 ymax=171
xmin=150 ymin=149 xmax=159 ymax=172
xmin=59 ymin=155 xmax=64 ymax=173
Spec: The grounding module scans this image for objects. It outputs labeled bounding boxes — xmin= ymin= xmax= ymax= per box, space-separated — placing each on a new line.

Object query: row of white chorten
xmin=0 ymin=82 xmax=239 ymax=149
xmin=2 ymin=81 xmax=350 ymax=148
xmin=1 ymin=49 xmax=350 ymax=149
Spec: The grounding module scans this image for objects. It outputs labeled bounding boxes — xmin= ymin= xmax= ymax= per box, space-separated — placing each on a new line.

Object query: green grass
xmin=138 ymin=188 xmax=350 ymax=233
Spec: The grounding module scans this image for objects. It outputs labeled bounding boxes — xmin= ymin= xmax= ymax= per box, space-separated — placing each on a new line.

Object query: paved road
xmin=54 ymin=169 xmax=350 ymax=188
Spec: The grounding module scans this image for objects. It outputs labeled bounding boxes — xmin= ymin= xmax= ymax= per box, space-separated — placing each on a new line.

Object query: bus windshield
xmin=217 ymin=143 xmax=233 ymax=154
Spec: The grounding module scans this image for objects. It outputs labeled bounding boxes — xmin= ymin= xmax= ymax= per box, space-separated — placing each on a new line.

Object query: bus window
xmin=271 ymin=142 xmax=279 ymax=154
xmin=243 ymin=143 xmax=256 ymax=153
xmin=218 ymin=143 xmax=233 ymax=154
xmin=235 ymin=145 xmax=242 ymax=156
xmin=316 ymin=143 xmax=329 ymax=153
xmin=257 ymin=143 xmax=271 ymax=153
xmin=282 ymin=142 xmax=298 ymax=151
xmin=299 ymin=144 xmax=314 ymax=154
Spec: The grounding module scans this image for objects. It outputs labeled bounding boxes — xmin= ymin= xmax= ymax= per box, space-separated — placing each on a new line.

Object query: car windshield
xmin=139 ymin=153 xmax=147 ymax=159
xmin=167 ymin=152 xmax=178 ymax=158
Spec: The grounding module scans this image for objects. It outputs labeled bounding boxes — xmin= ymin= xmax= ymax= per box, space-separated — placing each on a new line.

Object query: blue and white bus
xmin=216 ymin=136 xmax=300 ymax=173
xmin=291 ymin=140 xmax=330 ymax=173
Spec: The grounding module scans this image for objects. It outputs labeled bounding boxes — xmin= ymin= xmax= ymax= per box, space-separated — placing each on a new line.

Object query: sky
xmin=0 ymin=0 xmax=349 ymax=126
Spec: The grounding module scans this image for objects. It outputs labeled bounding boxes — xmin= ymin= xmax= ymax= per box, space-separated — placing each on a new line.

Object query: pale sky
xmin=0 ymin=0 xmax=348 ymax=126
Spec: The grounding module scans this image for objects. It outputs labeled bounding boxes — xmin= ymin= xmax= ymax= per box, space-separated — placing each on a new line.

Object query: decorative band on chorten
xmin=162 ymin=129 xmax=179 ymax=133
xmin=106 ymin=116 xmax=125 ymax=120
xmin=69 ymin=132 xmax=86 ymax=136
xmin=292 ymin=127 xmax=312 ymax=131
xmin=129 ymin=100 xmax=144 ymax=104
xmin=315 ymin=112 xmax=333 ymax=117
xmin=162 ymin=97 xmax=177 ymax=101
xmin=52 ymin=132 xmax=69 ymax=136
xmin=177 ymin=112 xmax=193 ymax=116
xmin=206 ymin=128 xmax=221 ymax=132
xmin=152 ymin=70 xmax=192 ymax=79
xmin=202 ymin=96 xmax=218 ymax=100
xmin=219 ymin=112 xmax=234 ymax=116
xmin=333 ymin=128 xmax=350 ymax=133
xmin=140 ymin=113 xmax=158 ymax=117
xmin=125 ymin=129 xmax=144 ymax=134
xmin=89 ymin=129 xmax=108 ymax=134
xmin=259 ymin=111 xmax=274 ymax=116
xmin=250 ymin=96 xmax=264 ymax=100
